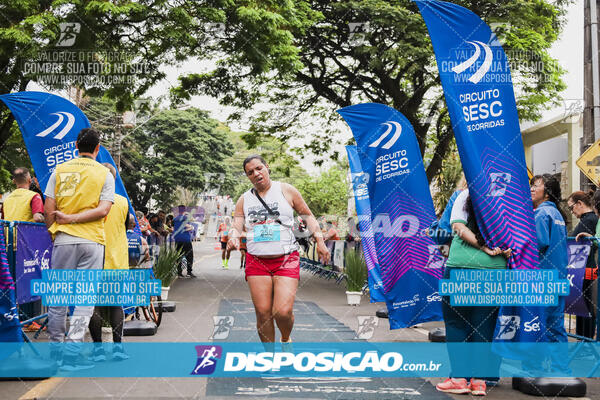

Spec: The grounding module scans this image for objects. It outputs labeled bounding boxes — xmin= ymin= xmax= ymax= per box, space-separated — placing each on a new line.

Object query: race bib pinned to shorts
xmin=253 ymin=224 xmax=280 ymax=242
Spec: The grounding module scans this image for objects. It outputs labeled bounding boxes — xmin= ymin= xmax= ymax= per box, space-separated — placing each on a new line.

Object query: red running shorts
xmin=245 ymin=251 xmax=300 ymax=280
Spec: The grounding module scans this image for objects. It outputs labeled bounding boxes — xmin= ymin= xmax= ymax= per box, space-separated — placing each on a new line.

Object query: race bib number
xmin=253 ymin=224 xmax=280 ymax=242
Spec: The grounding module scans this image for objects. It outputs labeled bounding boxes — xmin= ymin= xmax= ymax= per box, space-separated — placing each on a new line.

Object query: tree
xmin=224 ymin=129 xmax=311 ymax=200
xmin=0 ymin=124 xmax=31 ymax=193
xmin=0 ymin=0 xmax=210 ymax=151
xmin=120 ymin=107 xmax=233 ymax=210
xmin=174 ymin=0 xmax=571 ymax=180
xmin=295 ymin=162 xmax=349 ymax=217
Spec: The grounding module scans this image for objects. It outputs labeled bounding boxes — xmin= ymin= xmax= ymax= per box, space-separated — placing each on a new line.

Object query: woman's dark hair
xmin=242 ymin=154 xmax=268 ymax=173
xmin=593 ymin=190 xmax=600 ymax=215
xmin=531 ymin=174 xmax=567 ymax=220
xmin=464 ymin=195 xmax=486 ymax=248
xmin=531 ymin=174 xmax=561 ymax=205
xmin=568 ymin=191 xmax=592 ymax=208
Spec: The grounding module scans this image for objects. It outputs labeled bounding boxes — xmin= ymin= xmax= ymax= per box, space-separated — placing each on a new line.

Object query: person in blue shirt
xmin=173 ymin=205 xmax=195 ymax=277
xmin=522 ymin=174 xmax=571 ymax=378
xmin=126 ymin=215 xmax=149 ymax=267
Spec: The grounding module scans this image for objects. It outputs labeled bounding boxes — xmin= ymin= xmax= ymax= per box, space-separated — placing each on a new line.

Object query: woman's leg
xmin=88 ymin=306 xmax=103 ymax=343
xmin=272 ymin=276 xmax=298 ymax=342
xmin=468 ymin=305 xmax=500 ymax=381
xmin=247 ymin=276 xmax=276 ymax=342
xmin=110 ymin=306 xmax=124 ymax=343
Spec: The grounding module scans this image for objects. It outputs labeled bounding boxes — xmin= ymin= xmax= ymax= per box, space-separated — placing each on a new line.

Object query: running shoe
xmin=280 ymin=338 xmax=293 ymax=353
xmin=50 ymin=348 xmax=63 ymax=367
xmin=436 ymin=378 xmax=470 ymax=394
xmin=112 ymin=344 xmax=130 ymax=361
xmin=469 ymin=379 xmax=487 ymax=396
xmin=91 ymin=345 xmax=107 ymax=362
xmin=187 ymin=272 xmax=196 ymax=278
xmin=60 ymin=354 xmax=95 ymax=371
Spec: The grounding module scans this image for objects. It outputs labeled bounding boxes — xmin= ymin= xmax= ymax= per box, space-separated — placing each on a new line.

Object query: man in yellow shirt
xmin=44 ymin=128 xmax=115 ymax=371
xmin=88 ymin=163 xmax=129 ymax=362
xmin=2 ymin=167 xmax=44 ymax=222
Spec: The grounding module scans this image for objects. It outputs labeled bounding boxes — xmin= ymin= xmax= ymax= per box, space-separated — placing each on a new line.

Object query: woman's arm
xmin=283 ymin=183 xmax=330 ymax=264
xmin=452 ymin=222 xmax=507 ymax=257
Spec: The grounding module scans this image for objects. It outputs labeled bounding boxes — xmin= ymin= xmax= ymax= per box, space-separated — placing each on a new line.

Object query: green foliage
xmin=153 ymin=245 xmax=183 ymax=288
xmin=344 ymin=249 xmax=367 ymax=292
xmin=0 ymin=0 xmax=205 ymax=149
xmin=295 ymin=163 xmax=349 ymax=217
xmin=174 ymin=0 xmax=571 ymax=180
xmin=432 ymin=143 xmax=463 ymax=214
xmin=0 ymin=120 xmax=33 ymax=193
xmin=120 ymin=107 xmax=234 ymax=210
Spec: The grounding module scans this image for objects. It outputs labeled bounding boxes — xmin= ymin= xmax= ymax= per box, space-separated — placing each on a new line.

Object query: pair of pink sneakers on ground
xmin=436 ymin=378 xmax=487 ymax=396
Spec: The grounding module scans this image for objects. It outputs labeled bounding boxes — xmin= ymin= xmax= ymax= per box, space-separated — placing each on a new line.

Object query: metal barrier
xmin=299 ymin=240 xmax=359 ymax=285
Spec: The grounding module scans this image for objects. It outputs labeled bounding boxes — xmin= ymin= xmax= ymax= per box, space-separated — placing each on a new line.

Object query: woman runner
xmin=227 ymin=155 xmax=330 ymax=350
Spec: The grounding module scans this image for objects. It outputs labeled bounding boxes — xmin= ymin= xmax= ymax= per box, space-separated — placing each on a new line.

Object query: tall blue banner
xmin=0 ymin=226 xmax=22 ymax=345
xmin=338 ymin=103 xmax=443 ymax=329
xmin=416 ymin=0 xmax=542 ymax=349
xmin=0 ymin=91 xmax=136 ymax=219
xmin=346 ymin=145 xmax=385 ymax=303
xmin=15 ymin=223 xmax=52 ymax=305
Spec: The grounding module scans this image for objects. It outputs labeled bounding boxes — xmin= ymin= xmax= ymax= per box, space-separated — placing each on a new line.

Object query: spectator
xmin=126 ymin=213 xmax=149 ymax=267
xmin=345 ymin=217 xmax=359 ymax=249
xmin=515 ymin=174 xmax=573 ymax=389
xmin=428 ymin=173 xmax=467 ymax=247
xmin=2 ymin=167 xmax=44 ymax=223
xmin=44 ymin=128 xmax=114 ymax=371
xmin=173 ymin=205 xmax=195 ymax=277
xmin=3 ymin=167 xmax=45 ymax=331
xmin=155 ymin=210 xmax=168 ymax=243
xmin=88 ymin=163 xmax=129 ymax=362
xmin=148 ymin=213 xmax=161 ymax=246
xmin=29 ymin=176 xmax=45 ymax=203
xmin=436 ymin=189 xmax=511 ymax=396
xmin=568 ymin=191 xmax=598 ymax=339
xmin=136 ymin=209 xmax=151 ymax=237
